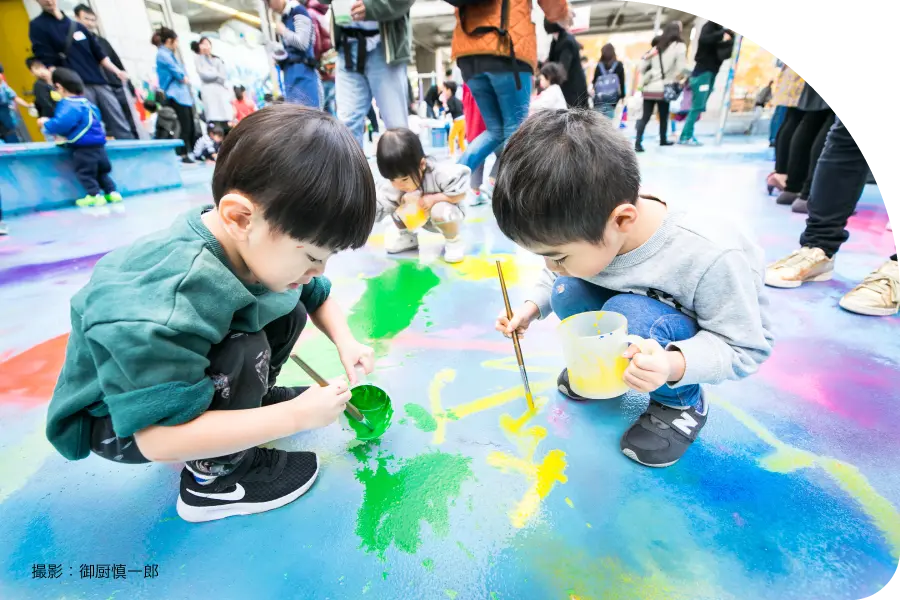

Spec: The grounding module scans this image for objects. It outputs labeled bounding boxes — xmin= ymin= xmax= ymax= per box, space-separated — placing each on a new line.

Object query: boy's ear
xmin=611 ymin=202 xmax=639 ymax=233
xmin=218 ymin=193 xmax=256 ymax=241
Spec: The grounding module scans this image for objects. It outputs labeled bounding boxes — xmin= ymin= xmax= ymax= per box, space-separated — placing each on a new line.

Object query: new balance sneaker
xmin=105 ymin=191 xmax=123 ymax=203
xmin=176 ymin=447 xmax=319 ymax=523
xmin=765 ymin=247 xmax=834 ymax=288
xmin=556 ymin=369 xmax=588 ymax=401
xmin=620 ymin=396 xmax=708 ymax=467
xmin=75 ymin=194 xmax=107 ymax=208
xmin=443 ymin=236 xmax=465 ymax=264
xmin=385 ymin=222 xmax=419 ymax=254
xmin=839 ymin=259 xmax=899 ymax=316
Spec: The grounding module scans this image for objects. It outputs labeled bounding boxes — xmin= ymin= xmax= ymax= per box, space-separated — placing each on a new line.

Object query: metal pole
xmin=256 ymin=0 xmax=282 ymax=96
xmin=714 ymin=33 xmax=742 ymax=146
xmin=652 ymin=5 xmax=662 ymax=34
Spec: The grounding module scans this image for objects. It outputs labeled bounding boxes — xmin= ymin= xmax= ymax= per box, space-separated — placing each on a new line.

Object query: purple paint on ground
xmin=0 ymin=253 xmax=107 ymax=286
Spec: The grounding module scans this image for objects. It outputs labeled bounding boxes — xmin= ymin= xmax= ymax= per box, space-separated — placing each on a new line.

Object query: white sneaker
xmin=385 ymin=222 xmax=418 ymax=254
xmin=0 ymin=221 xmax=8 ymax=236
xmin=839 ymin=260 xmax=899 ymax=316
xmin=765 ymin=247 xmax=834 ymax=288
xmin=443 ymin=237 xmax=465 ymax=263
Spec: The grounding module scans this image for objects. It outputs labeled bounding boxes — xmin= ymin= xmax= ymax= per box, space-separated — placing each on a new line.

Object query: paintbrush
xmin=496 ymin=260 xmax=535 ymax=411
xmin=289 ymin=354 xmax=375 ymax=431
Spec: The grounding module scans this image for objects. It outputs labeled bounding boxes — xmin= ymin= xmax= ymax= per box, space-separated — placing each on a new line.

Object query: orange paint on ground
xmin=0 ymin=334 xmax=69 ymax=406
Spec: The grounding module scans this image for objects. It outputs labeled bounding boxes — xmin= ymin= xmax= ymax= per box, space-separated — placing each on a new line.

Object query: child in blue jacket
xmin=38 ymin=68 xmax=122 ymax=208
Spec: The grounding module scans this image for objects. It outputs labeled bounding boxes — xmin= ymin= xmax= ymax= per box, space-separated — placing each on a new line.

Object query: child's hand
xmin=496 ymin=301 xmax=540 ymax=339
xmin=294 ymin=378 xmax=351 ymax=429
xmin=337 ymin=340 xmax=375 ymax=385
xmin=418 ymin=194 xmax=438 ymax=211
xmin=37 ymin=117 xmax=48 ymax=127
xmin=622 ymin=339 xmax=671 ymax=393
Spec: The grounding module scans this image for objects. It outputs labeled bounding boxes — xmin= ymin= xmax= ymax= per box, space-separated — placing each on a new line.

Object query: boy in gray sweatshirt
xmin=493 ymin=110 xmax=774 ymax=468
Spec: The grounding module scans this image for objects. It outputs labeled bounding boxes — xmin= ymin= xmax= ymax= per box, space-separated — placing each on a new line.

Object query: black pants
xmin=800 ymin=118 xmax=871 ymax=258
xmin=71 ymin=146 xmax=116 ymax=196
xmin=90 ymin=301 xmax=308 ymax=473
xmin=635 ymin=99 xmax=670 ymax=144
xmin=799 ymin=112 xmax=835 ymax=198
xmin=169 ymin=99 xmax=196 ymax=157
xmin=774 ymin=106 xmax=802 ymax=173
xmin=784 ymin=108 xmax=834 ymax=193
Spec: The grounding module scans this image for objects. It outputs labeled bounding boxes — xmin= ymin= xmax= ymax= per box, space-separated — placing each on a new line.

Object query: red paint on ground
xmin=0 ymin=334 xmax=69 ymax=406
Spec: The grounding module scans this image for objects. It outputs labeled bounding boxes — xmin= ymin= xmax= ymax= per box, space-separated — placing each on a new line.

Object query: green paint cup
xmin=346 ymin=369 xmax=393 ymax=441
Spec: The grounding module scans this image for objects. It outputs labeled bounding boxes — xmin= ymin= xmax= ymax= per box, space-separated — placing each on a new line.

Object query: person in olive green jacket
xmin=45 ymin=105 xmax=378 ymax=523
xmin=326 ymin=0 xmax=414 ymax=147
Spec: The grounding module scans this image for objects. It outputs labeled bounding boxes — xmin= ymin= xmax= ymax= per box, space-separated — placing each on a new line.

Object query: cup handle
xmin=624 ymin=335 xmax=656 ymax=356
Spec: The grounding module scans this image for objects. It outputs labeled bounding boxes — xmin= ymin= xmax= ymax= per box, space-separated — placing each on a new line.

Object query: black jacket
xmin=691 ymin=21 xmax=734 ymax=77
xmin=29 ymin=11 xmax=108 ymax=85
xmin=548 ymin=31 xmax=589 ymax=109
xmin=33 ymin=80 xmax=57 ymax=119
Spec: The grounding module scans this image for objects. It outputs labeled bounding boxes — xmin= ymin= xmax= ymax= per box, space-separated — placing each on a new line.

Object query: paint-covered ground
xmin=0 ymin=140 xmax=898 ymax=600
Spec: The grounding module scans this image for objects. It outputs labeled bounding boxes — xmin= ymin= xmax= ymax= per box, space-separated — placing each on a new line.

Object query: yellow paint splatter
xmin=446 ymin=254 xmax=539 ymax=284
xmin=565 ymin=497 xmax=574 ymax=508
xmin=714 ymin=395 xmax=900 ymax=559
xmin=586 ymin=523 xmax=592 ymax=529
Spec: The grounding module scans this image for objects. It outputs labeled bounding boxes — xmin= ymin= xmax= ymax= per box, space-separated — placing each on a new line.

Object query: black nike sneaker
xmin=176 ymin=447 xmax=319 ymax=523
xmin=620 ymin=396 xmax=708 ymax=468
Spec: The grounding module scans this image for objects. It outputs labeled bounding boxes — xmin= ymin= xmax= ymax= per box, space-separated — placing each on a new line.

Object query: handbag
xmin=657 ymin=49 xmax=683 ymax=102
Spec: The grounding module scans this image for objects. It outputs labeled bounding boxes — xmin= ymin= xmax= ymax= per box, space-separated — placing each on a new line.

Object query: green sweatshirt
xmin=46 ymin=207 xmax=332 ymax=461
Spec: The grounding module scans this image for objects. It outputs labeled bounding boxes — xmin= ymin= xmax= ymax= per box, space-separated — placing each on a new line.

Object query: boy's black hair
xmin=375 ymin=128 xmax=427 ymax=189
xmin=25 ymin=56 xmax=45 ymax=70
xmin=539 ymin=62 xmax=567 ymax=86
xmin=493 ymin=109 xmax=640 ymax=246
xmin=73 ymin=4 xmax=93 ymax=17
xmin=210 ymin=125 xmax=225 ymax=138
xmin=52 ymin=68 xmax=86 ymax=95
xmin=212 ymin=105 xmax=376 ymax=250
xmin=143 ymin=99 xmax=158 ymax=113
xmin=443 ymin=80 xmax=458 ymax=96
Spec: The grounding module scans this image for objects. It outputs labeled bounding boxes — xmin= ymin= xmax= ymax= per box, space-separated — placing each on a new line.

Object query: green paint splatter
xmin=445 ymin=410 xmax=460 ymax=421
xmin=445 ymin=590 xmax=458 ymax=599
xmin=457 ymin=541 xmax=475 ymax=560
xmin=362 ymin=581 xmax=371 ymax=594
xmin=467 ymin=496 xmax=474 ymax=512
xmin=404 ymin=404 xmax=437 ymax=432
xmin=422 ymin=558 xmax=434 ymax=570
xmin=349 ymin=439 xmax=380 ymax=462
xmin=355 ymin=451 xmax=473 ymax=559
xmin=382 ymin=571 xmax=389 ymax=580
xmin=490 ymin=593 xmax=500 ymax=600
xmin=399 ymin=418 xmax=408 ymax=425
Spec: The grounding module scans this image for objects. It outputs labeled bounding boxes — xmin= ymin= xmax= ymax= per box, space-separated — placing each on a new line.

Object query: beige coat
xmin=639 ymin=42 xmax=688 ymax=95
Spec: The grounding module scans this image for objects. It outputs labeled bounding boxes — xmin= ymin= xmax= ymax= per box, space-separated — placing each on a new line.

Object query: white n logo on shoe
xmin=671 ymin=412 xmax=698 ymax=437
xmin=186 ymin=483 xmax=246 ymax=501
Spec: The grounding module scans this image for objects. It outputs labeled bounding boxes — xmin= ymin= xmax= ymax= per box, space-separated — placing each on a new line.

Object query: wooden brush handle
xmin=289 ymin=354 xmax=367 ymax=422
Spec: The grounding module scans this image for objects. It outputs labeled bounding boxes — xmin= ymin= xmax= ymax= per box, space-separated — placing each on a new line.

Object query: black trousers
xmin=635 ymin=99 xmax=670 ymax=144
xmin=784 ymin=108 xmax=834 ymax=193
xmin=800 ymin=118 xmax=871 ymax=258
xmin=90 ymin=301 xmax=308 ymax=473
xmin=799 ymin=112 xmax=835 ymax=198
xmin=774 ymin=106 xmax=802 ymax=173
xmin=71 ymin=146 xmax=116 ymax=196
xmin=168 ymin=99 xmax=196 ymax=157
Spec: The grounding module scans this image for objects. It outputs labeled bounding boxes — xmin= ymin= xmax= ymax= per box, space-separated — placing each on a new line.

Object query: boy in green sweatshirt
xmin=46 ymin=105 xmax=378 ymax=523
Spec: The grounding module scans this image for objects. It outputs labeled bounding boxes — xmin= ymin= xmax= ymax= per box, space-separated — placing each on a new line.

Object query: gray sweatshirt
xmin=375 ymin=157 xmax=470 ymax=222
xmin=528 ymin=210 xmax=774 ymax=388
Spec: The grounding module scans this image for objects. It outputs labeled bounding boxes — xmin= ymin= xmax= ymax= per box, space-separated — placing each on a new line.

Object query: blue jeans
xmin=336 ymin=41 xmax=409 ymax=147
xmin=595 ymin=103 xmax=616 ymax=120
xmin=284 ymin=64 xmax=321 ymax=109
xmin=550 ymin=277 xmax=701 ymax=409
xmin=458 ymin=71 xmax=533 ymax=172
xmin=322 ymin=79 xmax=336 ymax=116
xmin=769 ymin=105 xmax=787 ymax=145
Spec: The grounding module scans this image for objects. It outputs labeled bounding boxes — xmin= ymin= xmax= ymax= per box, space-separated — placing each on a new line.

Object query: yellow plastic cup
xmin=557 ymin=311 xmax=652 ymax=399
xmin=396 ymin=201 xmax=429 ymax=231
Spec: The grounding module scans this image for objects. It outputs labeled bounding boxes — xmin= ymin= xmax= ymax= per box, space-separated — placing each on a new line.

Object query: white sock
xmin=186 ymin=464 xmax=218 ymax=486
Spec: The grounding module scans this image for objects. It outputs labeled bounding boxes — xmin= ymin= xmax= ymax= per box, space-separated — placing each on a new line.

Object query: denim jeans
xmin=679 ymin=71 xmax=714 ymax=142
xmin=769 ymin=105 xmax=787 ymax=145
xmin=457 ymin=71 xmax=533 ymax=172
xmin=284 ymin=64 xmax=321 ymax=109
xmin=322 ymin=79 xmax=336 ymax=116
xmin=336 ymin=41 xmax=409 ymax=147
xmin=550 ymin=277 xmax=701 ymax=408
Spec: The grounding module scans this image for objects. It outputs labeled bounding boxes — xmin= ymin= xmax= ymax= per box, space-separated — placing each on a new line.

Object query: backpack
xmin=447 ymin=0 xmax=521 ymax=88
xmin=154 ymin=105 xmax=181 ymax=140
xmin=593 ymin=61 xmax=620 ymax=104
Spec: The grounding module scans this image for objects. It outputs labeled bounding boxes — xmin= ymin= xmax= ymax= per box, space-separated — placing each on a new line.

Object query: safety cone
xmin=619 ymin=105 xmax=628 ymax=129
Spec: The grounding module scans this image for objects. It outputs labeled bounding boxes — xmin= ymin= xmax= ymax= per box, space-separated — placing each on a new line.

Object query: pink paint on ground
xmin=733 ymin=512 xmax=746 ymax=527
xmin=547 ymin=406 xmax=571 ymax=438
xmin=393 ymin=331 xmax=510 ymax=353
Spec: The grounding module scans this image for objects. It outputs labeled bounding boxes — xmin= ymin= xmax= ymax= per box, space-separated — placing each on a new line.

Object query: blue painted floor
xmin=0 ymin=138 xmax=898 ymax=600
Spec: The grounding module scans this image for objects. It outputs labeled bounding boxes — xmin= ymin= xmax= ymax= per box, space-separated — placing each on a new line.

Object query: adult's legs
xmin=774 ymin=107 xmax=803 ymax=174
xmin=799 ymin=112 xmax=835 ymax=199
xmin=322 ymin=79 xmax=337 ymax=116
xmin=84 ymin=84 xmax=135 ymax=140
xmin=70 ymin=147 xmax=102 ymax=196
xmin=367 ymin=43 xmax=410 ymax=131
xmin=657 ymin=100 xmax=671 ymax=144
xmin=785 ymin=109 xmax=833 ymax=193
xmin=769 ymin=105 xmax=787 ymax=145
xmin=679 ymin=71 xmax=714 ymax=141
xmin=112 ymin=85 xmax=139 ymax=138
xmin=336 ymin=39 xmax=373 ymax=147
xmin=635 ymin=99 xmax=657 ymax=145
xmin=169 ymin=100 xmax=196 ymax=159
xmin=457 ymin=74 xmax=503 ymax=171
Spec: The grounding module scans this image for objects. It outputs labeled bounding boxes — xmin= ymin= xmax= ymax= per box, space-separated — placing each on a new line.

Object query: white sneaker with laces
xmin=839 ymin=260 xmax=899 ymax=316
xmin=443 ymin=237 xmax=465 ymax=263
xmin=765 ymin=247 xmax=834 ymax=288
xmin=385 ymin=222 xmax=419 ymax=254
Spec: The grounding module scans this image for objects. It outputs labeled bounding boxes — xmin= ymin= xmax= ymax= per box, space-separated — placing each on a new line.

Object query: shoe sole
xmin=621 ymin=448 xmax=678 ymax=468
xmin=386 ymin=245 xmax=419 ymax=255
xmin=176 ymin=458 xmax=319 ymax=523
xmin=443 ymin=254 xmax=464 ymax=264
xmin=765 ymin=270 xmax=833 ymax=289
xmin=838 ymin=299 xmax=900 ymax=317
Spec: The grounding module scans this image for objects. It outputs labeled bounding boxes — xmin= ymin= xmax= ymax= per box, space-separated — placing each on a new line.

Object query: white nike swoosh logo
xmin=186 ymin=483 xmax=246 ymax=501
